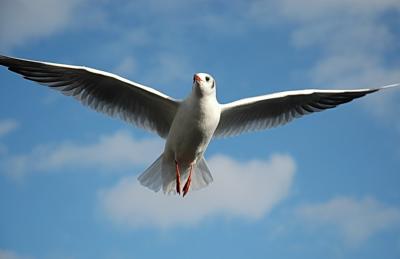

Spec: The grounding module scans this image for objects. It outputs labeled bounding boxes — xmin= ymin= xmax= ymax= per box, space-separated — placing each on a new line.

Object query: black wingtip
xmin=0 ymin=54 xmax=13 ymax=66
xmin=0 ymin=54 xmax=11 ymax=59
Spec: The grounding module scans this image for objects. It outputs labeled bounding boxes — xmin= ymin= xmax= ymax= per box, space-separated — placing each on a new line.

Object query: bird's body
xmin=147 ymin=73 xmax=221 ymax=195
xmin=0 ymin=55 xmax=398 ymax=196
xmin=166 ymin=84 xmax=220 ymax=166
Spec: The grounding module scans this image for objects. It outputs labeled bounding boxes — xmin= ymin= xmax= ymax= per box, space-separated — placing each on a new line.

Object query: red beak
xmin=194 ymin=74 xmax=202 ymax=82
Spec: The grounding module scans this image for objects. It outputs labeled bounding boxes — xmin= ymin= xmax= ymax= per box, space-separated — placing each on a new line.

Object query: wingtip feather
xmin=379 ymin=83 xmax=400 ymax=90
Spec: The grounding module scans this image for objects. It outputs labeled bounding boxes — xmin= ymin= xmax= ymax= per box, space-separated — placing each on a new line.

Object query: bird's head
xmin=192 ymin=73 xmax=216 ymax=97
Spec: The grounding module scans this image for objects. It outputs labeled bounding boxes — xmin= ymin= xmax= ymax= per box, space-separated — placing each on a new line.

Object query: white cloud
xmin=141 ymin=52 xmax=195 ymax=87
xmin=297 ymin=196 xmax=400 ymax=245
xmin=0 ymin=249 xmax=31 ymax=259
xmin=0 ymin=119 xmax=18 ymax=138
xmin=99 ymin=153 xmax=296 ymax=229
xmin=0 ymin=119 xmax=18 ymax=156
xmin=0 ymin=0 xmax=85 ymax=50
xmin=1 ymin=126 xmax=295 ymax=228
xmin=248 ymin=0 xmax=400 ymax=127
xmin=112 ymin=56 xmax=137 ymax=78
xmin=1 ymin=130 xmax=163 ymax=180
xmin=249 ymin=0 xmax=400 ymax=84
xmin=274 ymin=0 xmax=399 ymax=22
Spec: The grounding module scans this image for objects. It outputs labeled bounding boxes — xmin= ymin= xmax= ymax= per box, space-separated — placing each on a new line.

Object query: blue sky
xmin=1 ymin=0 xmax=400 ymax=258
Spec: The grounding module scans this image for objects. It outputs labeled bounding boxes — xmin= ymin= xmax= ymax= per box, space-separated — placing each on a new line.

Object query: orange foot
xmin=183 ymin=164 xmax=193 ymax=197
xmin=175 ymin=160 xmax=181 ymax=195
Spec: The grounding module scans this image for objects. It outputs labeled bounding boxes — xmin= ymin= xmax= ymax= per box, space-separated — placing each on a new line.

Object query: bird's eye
xmin=211 ymin=81 xmax=215 ymax=89
xmin=205 ymin=76 xmax=210 ymax=82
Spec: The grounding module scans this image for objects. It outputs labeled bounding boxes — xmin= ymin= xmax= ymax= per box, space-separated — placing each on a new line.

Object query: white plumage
xmin=0 ymin=55 xmax=398 ymax=196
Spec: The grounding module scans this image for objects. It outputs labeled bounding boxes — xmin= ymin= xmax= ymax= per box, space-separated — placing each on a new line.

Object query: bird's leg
xmin=175 ymin=160 xmax=181 ymax=195
xmin=183 ymin=164 xmax=193 ymax=197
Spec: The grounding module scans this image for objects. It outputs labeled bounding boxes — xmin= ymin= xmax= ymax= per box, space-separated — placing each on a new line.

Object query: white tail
xmin=137 ymin=154 xmax=163 ymax=192
xmin=138 ymin=154 xmax=213 ymax=194
xmin=191 ymin=157 xmax=213 ymax=190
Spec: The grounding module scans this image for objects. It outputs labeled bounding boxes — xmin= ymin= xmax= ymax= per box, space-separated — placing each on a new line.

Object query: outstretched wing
xmin=0 ymin=55 xmax=180 ymax=138
xmin=214 ymin=84 xmax=398 ymax=137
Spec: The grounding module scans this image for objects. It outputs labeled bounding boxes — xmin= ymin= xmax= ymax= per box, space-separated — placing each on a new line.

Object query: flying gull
xmin=0 ymin=55 xmax=398 ymax=196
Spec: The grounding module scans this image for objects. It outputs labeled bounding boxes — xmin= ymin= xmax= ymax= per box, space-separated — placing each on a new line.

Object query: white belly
xmin=164 ymin=96 xmax=220 ymax=165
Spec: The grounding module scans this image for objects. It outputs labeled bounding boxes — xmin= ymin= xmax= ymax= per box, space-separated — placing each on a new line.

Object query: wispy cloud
xmin=0 ymin=249 xmax=32 ymax=259
xmin=248 ymin=0 xmax=400 ymax=127
xmin=1 ymin=124 xmax=296 ymax=228
xmin=249 ymin=0 xmax=400 ymax=85
xmin=112 ymin=56 xmax=137 ymax=78
xmin=1 ymin=130 xmax=162 ymax=180
xmin=99 ymin=153 xmax=296 ymax=229
xmin=0 ymin=119 xmax=18 ymax=156
xmin=0 ymin=119 xmax=18 ymax=138
xmin=0 ymin=0 xmax=86 ymax=51
xmin=94 ymin=1 xmax=400 ymax=87
xmin=142 ymin=52 xmax=195 ymax=87
xmin=297 ymin=196 xmax=400 ymax=246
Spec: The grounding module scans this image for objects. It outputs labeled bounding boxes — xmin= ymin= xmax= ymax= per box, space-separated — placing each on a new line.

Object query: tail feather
xmin=192 ymin=157 xmax=213 ymax=190
xmin=138 ymin=154 xmax=214 ymax=194
xmin=137 ymin=154 xmax=163 ymax=192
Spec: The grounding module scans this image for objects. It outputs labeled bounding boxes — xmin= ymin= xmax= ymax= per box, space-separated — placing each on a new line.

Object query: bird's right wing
xmin=214 ymin=84 xmax=398 ymax=137
xmin=0 ymin=55 xmax=180 ymax=138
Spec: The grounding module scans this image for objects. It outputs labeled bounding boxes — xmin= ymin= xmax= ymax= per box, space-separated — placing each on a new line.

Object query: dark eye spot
xmin=211 ymin=81 xmax=215 ymax=89
xmin=205 ymin=76 xmax=210 ymax=82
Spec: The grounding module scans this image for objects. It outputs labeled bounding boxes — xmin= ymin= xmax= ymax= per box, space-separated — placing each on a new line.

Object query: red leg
xmin=183 ymin=164 xmax=193 ymax=197
xmin=175 ymin=160 xmax=181 ymax=195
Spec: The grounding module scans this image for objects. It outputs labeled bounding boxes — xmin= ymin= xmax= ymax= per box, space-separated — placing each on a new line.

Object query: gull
xmin=0 ymin=55 xmax=398 ymax=196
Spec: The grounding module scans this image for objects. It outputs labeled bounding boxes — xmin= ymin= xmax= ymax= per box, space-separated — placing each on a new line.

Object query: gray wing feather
xmin=0 ymin=55 xmax=180 ymax=138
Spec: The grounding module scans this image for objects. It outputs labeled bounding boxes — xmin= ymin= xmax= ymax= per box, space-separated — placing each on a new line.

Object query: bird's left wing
xmin=214 ymin=84 xmax=398 ymax=137
xmin=0 ymin=55 xmax=180 ymax=138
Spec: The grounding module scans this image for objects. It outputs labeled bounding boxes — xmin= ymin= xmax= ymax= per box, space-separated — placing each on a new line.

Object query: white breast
xmin=164 ymin=94 xmax=220 ymax=165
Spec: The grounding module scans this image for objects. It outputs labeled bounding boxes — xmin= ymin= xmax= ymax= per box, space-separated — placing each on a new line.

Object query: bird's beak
xmin=194 ymin=74 xmax=202 ymax=83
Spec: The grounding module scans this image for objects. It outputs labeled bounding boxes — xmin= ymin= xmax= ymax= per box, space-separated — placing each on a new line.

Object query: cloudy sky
xmin=1 ymin=0 xmax=400 ymax=258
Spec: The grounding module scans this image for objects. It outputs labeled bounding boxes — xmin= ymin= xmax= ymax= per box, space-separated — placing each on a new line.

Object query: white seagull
xmin=0 ymin=55 xmax=398 ymax=196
